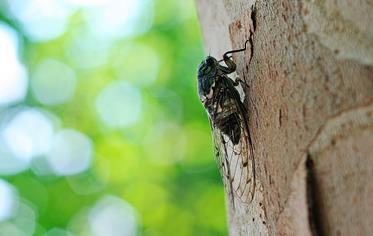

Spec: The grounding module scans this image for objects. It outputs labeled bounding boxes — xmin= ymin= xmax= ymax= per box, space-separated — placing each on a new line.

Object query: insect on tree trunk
xmin=196 ymin=0 xmax=373 ymax=235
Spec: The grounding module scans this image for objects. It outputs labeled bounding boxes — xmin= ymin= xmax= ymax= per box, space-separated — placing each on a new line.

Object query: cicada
xmin=197 ymin=41 xmax=255 ymax=205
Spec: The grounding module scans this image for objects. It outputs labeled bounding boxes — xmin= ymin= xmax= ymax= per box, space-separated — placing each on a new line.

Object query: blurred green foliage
xmin=0 ymin=0 xmax=227 ymax=235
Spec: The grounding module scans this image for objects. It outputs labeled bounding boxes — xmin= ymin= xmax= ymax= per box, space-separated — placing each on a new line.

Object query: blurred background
xmin=0 ymin=0 xmax=227 ymax=235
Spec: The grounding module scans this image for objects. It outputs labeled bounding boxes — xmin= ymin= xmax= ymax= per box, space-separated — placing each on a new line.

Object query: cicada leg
xmin=232 ymin=77 xmax=249 ymax=89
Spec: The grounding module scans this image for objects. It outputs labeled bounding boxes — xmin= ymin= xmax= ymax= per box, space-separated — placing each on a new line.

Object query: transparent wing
xmin=210 ymin=122 xmax=236 ymax=203
xmin=210 ymin=87 xmax=256 ymax=205
xmin=222 ymin=105 xmax=255 ymax=204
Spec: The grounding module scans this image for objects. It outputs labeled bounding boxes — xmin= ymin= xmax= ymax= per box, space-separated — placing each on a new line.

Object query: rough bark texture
xmin=196 ymin=0 xmax=373 ymax=235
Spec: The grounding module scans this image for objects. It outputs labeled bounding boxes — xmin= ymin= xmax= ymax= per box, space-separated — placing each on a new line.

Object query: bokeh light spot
xmin=66 ymin=0 xmax=105 ymax=7
xmin=0 ymin=199 xmax=37 ymax=235
xmin=65 ymin=30 xmax=110 ymax=69
xmin=113 ymin=44 xmax=160 ymax=85
xmin=96 ymin=80 xmax=142 ymax=128
xmin=31 ymin=59 xmax=76 ymax=105
xmin=44 ymin=227 xmax=73 ymax=236
xmin=0 ymin=180 xmax=18 ymax=221
xmin=0 ymin=222 xmax=24 ymax=236
xmin=1 ymin=108 xmax=54 ymax=162
xmin=67 ymin=172 xmax=105 ymax=195
xmin=0 ymin=143 xmax=29 ymax=175
xmin=144 ymin=123 xmax=186 ymax=165
xmin=83 ymin=0 xmax=153 ymax=41
xmin=88 ymin=196 xmax=138 ymax=236
xmin=11 ymin=200 xmax=37 ymax=235
xmin=6 ymin=0 xmax=74 ymax=41
xmin=46 ymin=129 xmax=93 ymax=176
xmin=0 ymin=22 xmax=28 ymax=107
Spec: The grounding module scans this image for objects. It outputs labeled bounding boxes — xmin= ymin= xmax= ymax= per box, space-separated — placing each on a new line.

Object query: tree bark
xmin=196 ymin=1 xmax=373 ymax=235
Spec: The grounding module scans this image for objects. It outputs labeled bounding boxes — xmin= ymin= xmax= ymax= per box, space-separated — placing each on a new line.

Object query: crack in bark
xmin=251 ymin=5 xmax=257 ymax=32
xmin=248 ymin=6 xmax=257 ymax=65
xmin=306 ymin=156 xmax=324 ymax=236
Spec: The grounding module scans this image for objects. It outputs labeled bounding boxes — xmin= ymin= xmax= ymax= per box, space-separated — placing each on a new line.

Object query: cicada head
xmin=197 ymin=56 xmax=219 ymax=103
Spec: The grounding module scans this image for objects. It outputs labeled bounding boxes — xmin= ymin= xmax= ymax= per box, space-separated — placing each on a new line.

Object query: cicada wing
xmin=226 ymin=110 xmax=255 ymax=204
xmin=220 ymin=85 xmax=256 ymax=204
xmin=209 ymin=119 xmax=236 ymax=203
xmin=210 ymin=112 xmax=255 ymax=205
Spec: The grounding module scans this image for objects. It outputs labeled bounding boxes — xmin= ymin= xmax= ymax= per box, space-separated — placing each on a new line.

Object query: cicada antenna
xmin=218 ymin=40 xmax=249 ymax=62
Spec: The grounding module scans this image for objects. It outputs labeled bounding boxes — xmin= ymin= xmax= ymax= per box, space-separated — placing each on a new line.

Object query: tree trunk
xmin=196 ymin=1 xmax=373 ymax=235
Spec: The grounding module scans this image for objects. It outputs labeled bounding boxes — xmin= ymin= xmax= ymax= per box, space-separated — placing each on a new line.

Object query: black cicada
xmin=197 ymin=41 xmax=255 ymax=205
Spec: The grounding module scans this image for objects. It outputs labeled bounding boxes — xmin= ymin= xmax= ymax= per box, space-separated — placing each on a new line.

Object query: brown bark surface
xmin=196 ymin=1 xmax=373 ymax=235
